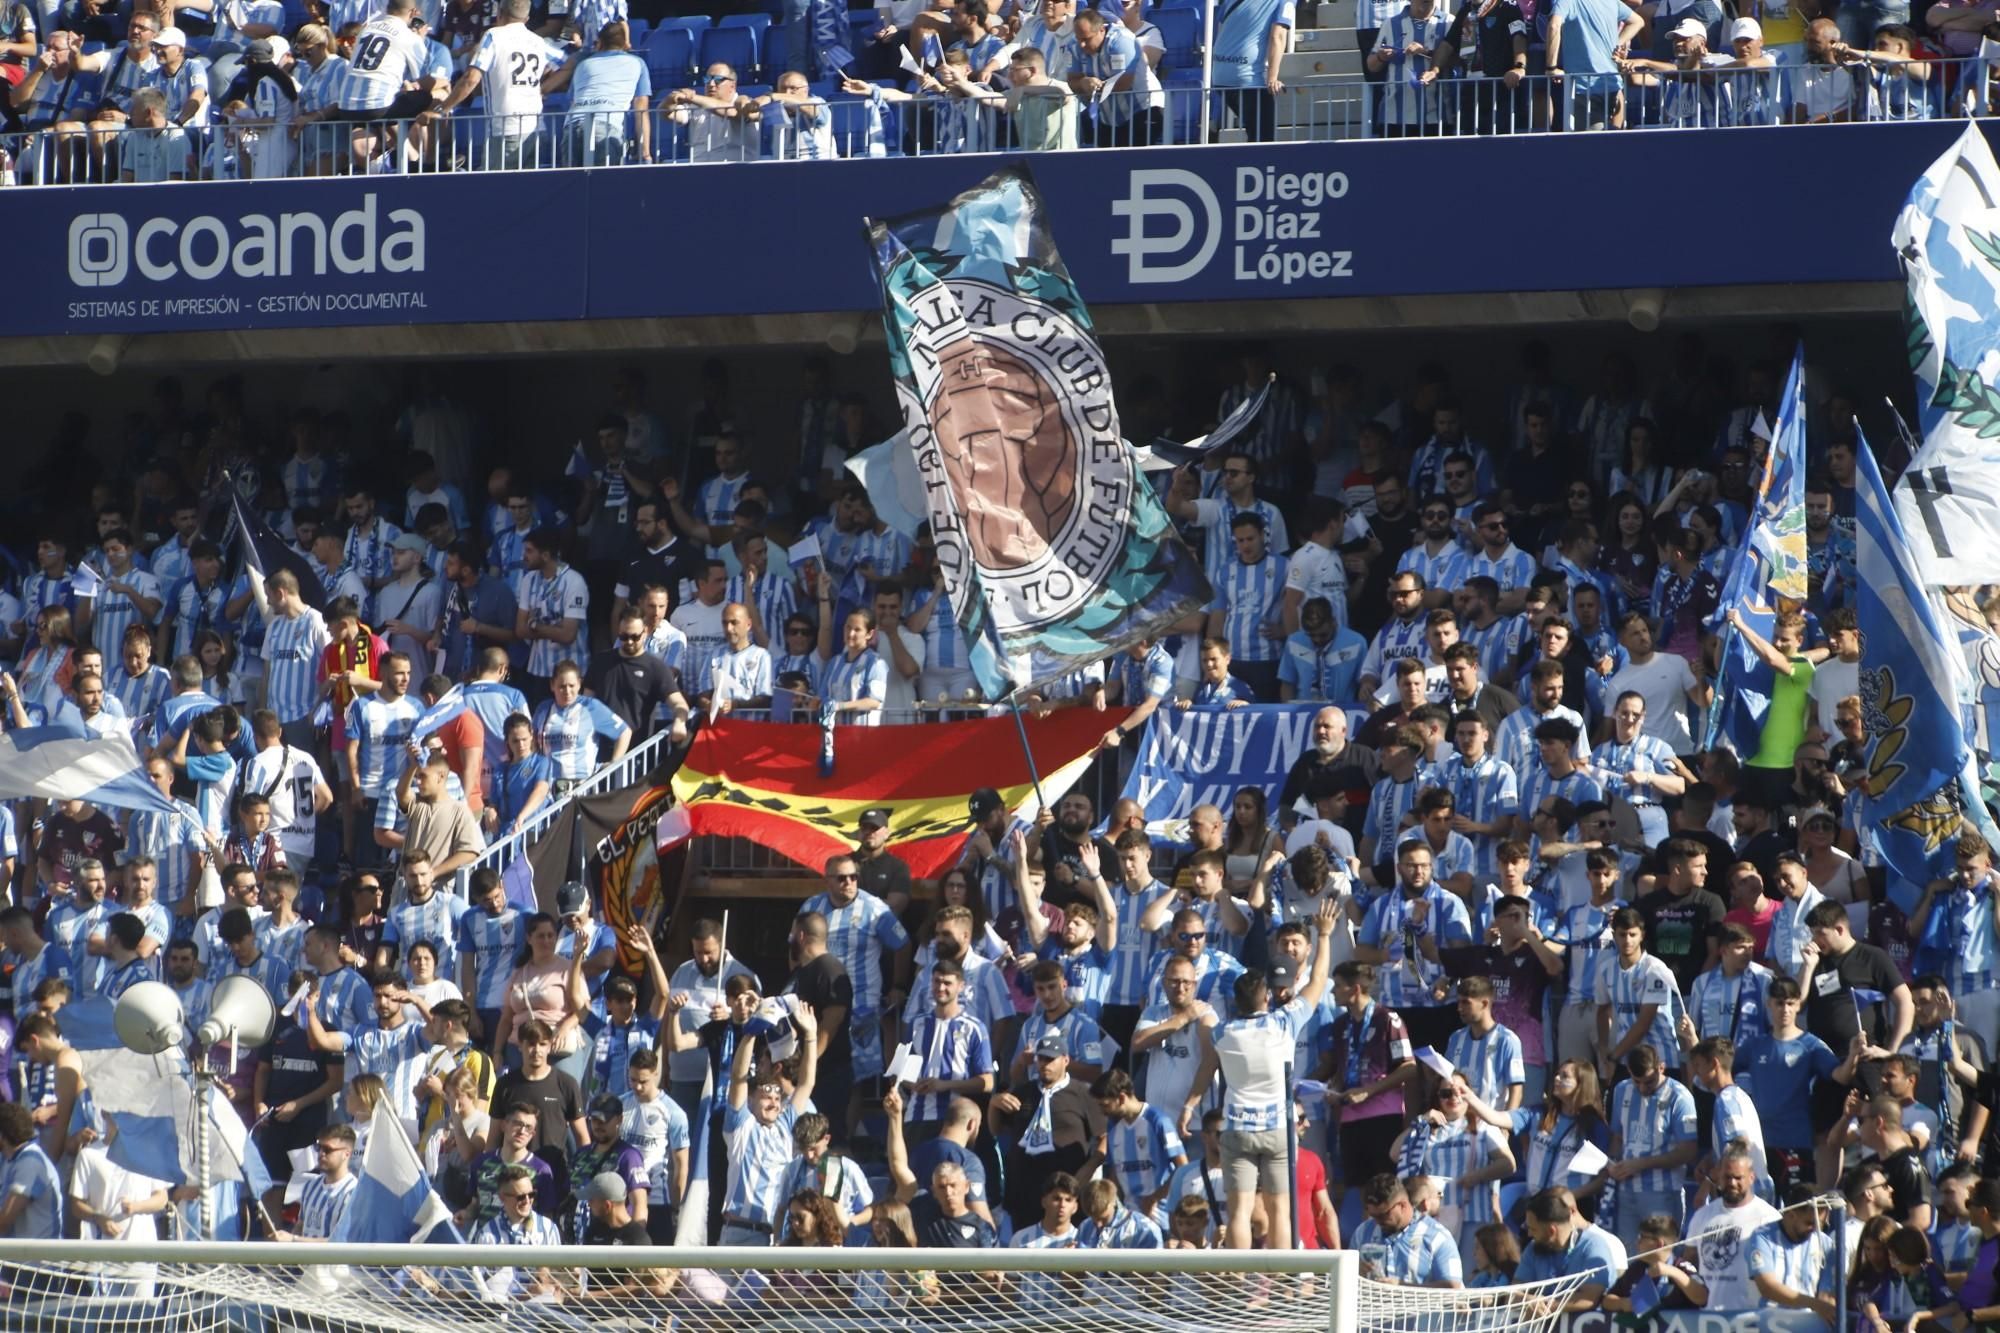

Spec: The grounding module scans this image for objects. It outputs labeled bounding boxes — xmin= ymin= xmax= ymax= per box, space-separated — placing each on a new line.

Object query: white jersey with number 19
xmin=344 ymin=16 xmax=426 ymax=111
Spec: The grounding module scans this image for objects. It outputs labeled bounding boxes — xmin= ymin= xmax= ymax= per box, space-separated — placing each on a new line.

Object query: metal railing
xmin=5 ymin=54 xmax=1977 ymax=184
xmin=467 ymin=728 xmax=669 ymax=879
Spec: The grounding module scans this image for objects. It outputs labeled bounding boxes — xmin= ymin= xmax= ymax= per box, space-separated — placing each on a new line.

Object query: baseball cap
xmin=1728 ymin=16 xmax=1761 ymax=41
xmin=1669 ymin=16 xmax=1705 ymax=37
xmin=589 ymin=1093 xmax=626 ymax=1120
xmin=968 ymin=788 xmax=1003 ymax=821
xmin=246 ymin=35 xmax=288 ymax=60
xmin=1268 ymin=959 xmax=1298 ymax=992
xmin=390 ymin=533 xmax=430 ymax=555
xmin=556 ymin=881 xmax=590 ymax=916
xmin=585 ymin=1171 xmax=628 ymax=1204
xmin=858 ymin=807 xmax=892 ymax=830
xmin=1034 ymin=1033 xmax=1067 ymax=1059
xmin=154 ymin=25 xmax=186 ymax=46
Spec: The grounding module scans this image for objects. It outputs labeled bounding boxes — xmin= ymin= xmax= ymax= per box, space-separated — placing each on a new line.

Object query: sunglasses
xmin=1176 ymin=931 xmax=1207 ymax=943
xmin=832 ymin=872 xmax=859 ymax=882
xmin=618 ymin=633 xmax=643 ymax=643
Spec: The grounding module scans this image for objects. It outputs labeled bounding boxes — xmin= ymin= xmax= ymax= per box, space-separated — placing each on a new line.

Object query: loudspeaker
xmin=195 ymin=974 xmax=277 ymax=1050
xmin=113 ymin=981 xmax=187 ymax=1055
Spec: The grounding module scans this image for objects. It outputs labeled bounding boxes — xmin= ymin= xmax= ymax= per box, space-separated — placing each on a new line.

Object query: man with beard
xmin=784 ymin=915 xmax=854 ymax=1147
xmin=1278 ymin=707 xmax=1380 ymax=839
xmin=854 ymin=808 xmax=915 ymax=919
xmin=664 ymin=918 xmax=758 ymax=1123
xmin=1396 ymin=497 xmax=1467 ymax=611
xmin=1682 ymin=1146 xmax=1783 ymax=1310
xmin=1036 ymin=792 xmax=1121 ymax=908
xmin=1513 ymin=1188 xmax=1620 ymax=1309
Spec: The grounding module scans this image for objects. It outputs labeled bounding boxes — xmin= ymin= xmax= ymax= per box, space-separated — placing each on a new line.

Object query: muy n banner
xmin=24 ymin=121 xmax=1981 ymax=338
xmin=1119 ymin=702 xmax=1325 ymax=828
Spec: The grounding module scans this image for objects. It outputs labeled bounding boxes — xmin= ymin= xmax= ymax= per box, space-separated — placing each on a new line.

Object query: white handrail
xmin=466 ymin=729 xmax=670 ymax=878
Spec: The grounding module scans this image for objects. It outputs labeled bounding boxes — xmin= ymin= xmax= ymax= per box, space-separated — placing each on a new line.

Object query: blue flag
xmin=0 ymin=720 xmax=184 ymax=819
xmin=410 ymin=685 xmax=467 ymax=745
xmin=1629 ymin=1274 xmax=1663 ymax=1316
xmin=865 ymin=166 xmax=1211 ymax=701
xmin=1855 ymin=418 xmax=2000 ymax=888
xmin=1706 ymin=346 xmax=1809 ymax=753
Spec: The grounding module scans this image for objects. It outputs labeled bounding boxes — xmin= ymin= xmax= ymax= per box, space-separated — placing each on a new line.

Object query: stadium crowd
xmin=0 ymin=340 xmax=1997 ymax=1325
xmin=0 ymin=0 xmax=1979 ymax=181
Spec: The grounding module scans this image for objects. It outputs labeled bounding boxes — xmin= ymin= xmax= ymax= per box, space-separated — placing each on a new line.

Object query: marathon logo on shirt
xmin=1110 ymin=165 xmax=1352 ymax=288
xmin=66 ymin=194 xmax=427 ymax=299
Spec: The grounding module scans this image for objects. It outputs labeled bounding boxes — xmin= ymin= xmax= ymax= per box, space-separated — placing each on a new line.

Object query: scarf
xmin=330 ymin=626 xmax=378 ymax=711
xmin=1023 ymin=1075 xmax=1069 ymax=1156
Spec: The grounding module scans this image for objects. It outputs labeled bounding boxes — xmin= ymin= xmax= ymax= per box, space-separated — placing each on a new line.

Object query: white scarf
xmin=1022 ymin=1075 xmax=1070 ymax=1156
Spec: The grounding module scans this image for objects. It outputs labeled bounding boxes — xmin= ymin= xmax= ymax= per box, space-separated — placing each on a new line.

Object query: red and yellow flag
xmin=668 ymin=710 xmax=1123 ymax=878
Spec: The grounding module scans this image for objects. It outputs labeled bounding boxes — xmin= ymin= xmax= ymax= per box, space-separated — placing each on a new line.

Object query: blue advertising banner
xmin=1555 ymin=1310 xmax=1829 ymax=1333
xmin=1119 ymin=702 xmax=1324 ymax=828
xmin=19 ymin=120 xmax=1984 ymax=338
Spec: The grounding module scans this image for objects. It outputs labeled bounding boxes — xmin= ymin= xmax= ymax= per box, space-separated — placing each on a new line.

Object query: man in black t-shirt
xmin=255 ymin=995 xmax=345 ymax=1199
xmin=1800 ymin=901 xmax=1912 ymax=1148
xmin=583 ymin=1171 xmax=651 ymax=1246
xmin=587 ymin=610 xmax=689 ymax=743
xmin=786 ymin=911 xmax=854 ymax=1144
xmin=1634 ymin=838 xmax=1727 ymax=993
xmin=488 ymin=1020 xmax=589 ymax=1202
xmin=911 ymin=1160 xmax=999 ymax=1247
xmin=1857 ymin=1095 xmax=1935 ymax=1230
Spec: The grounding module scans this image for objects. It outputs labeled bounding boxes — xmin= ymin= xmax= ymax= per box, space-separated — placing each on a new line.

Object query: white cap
xmin=154 ymin=24 xmax=187 ymax=46
xmin=265 ymin=34 xmax=289 ymax=57
xmin=1728 ymin=16 xmax=1761 ymax=41
xmin=1669 ymin=17 xmax=1706 ymax=38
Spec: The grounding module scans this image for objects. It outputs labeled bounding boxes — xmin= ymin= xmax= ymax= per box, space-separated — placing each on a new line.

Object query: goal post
xmin=0 ymin=1239 xmax=1587 ymax=1333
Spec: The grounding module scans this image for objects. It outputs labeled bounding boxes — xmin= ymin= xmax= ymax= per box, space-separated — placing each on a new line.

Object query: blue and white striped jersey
xmin=1357 ymin=884 xmax=1471 ymax=1009
xmin=722 ymin=1102 xmax=798 ymax=1228
xmin=262 ymin=609 xmax=331 ymax=725
xmin=257 ymin=916 xmax=310 ymax=977
xmin=489 ymin=527 xmax=531 ymax=583
xmin=621 ymin=1094 xmax=690 ymax=1206
xmin=532 ymin=697 xmax=628 ymax=782
xmin=386 ymin=893 xmax=470 ymax=983
xmin=279 ymin=457 xmax=339 ymax=513
xmin=1104 ymin=879 xmax=1173 ymax=1007
xmin=798 ymin=890 xmax=909 ymax=1014
xmin=296 ymin=1170 xmax=358 ymax=1239
xmin=1588 ymin=734 xmax=1680 ymax=809
xmin=88 ymin=569 xmax=162 ymax=663
xmin=1417 ymin=1118 xmax=1509 ymax=1223
xmin=914 ymin=586 xmax=966 ymax=673
xmin=706 ymin=645 xmax=774 ymax=705
xmin=1515 ymin=767 xmax=1604 ymax=830
xmin=1464 ymin=544 xmax=1538 ymax=599
xmin=1408 ymin=439 xmax=1495 ymax=499
xmin=1037 ymin=939 xmax=1112 ymax=1015
xmin=1713 ymin=1083 xmax=1769 ymax=1188
xmin=1104 ymin=1104 xmax=1185 ymax=1210
xmin=1364 ymin=772 xmax=1424 ymax=859
xmin=124 ymin=801 xmax=205 ymax=910
xmin=1278 ymin=628 xmax=1366 ymax=703
xmin=698 ymin=473 xmax=749 ymax=550
xmin=1112 ymin=643 xmax=1175 ymax=708
xmin=1215 ymin=552 xmax=1287 ymax=664
xmin=517 ymin=564 xmax=590 ymax=679
xmin=1690 ymin=963 xmax=1773 ymax=1045
xmin=1190 ymin=498 xmax=1290 ymax=596
xmin=1609 ymin=1074 xmax=1697 ymax=1194
xmin=1020 ymin=1004 xmax=1114 ymax=1070
xmin=725 ymin=575 xmax=796 ymax=648
xmin=210 ymin=947 xmax=291 ymax=1000
xmin=1443 ymin=1021 xmax=1525 ymax=1107
xmin=1461 ymin=614 xmax=1531 ymax=685
xmin=461 ymin=680 xmax=529 ymax=791
xmin=904 ymin=954 xmax=1013 ymax=1030
xmin=1435 ymin=752 xmax=1518 ymax=881
xmin=819 ymin=650 xmax=888 ymax=724
xmin=1493 ymin=704 xmax=1591 ymax=780
xmin=903 ymin=1010 xmax=995 ymax=1123
xmin=1359 ymin=613 xmax=1428 ymax=689
xmin=1142 ymin=947 xmax=1246 ymax=1017
xmin=584 ymin=1013 xmax=660 ymax=1101
xmin=1351 ymin=1213 xmax=1461 ymax=1284
xmin=458 ymin=907 xmax=523 ymax=1011
xmin=345 ymin=693 xmax=422 ymax=798
xmin=1396 ymin=540 xmax=1466 ymax=593
xmin=169 ymin=577 xmax=233 ymax=660
xmin=1593 ymin=952 xmax=1682 ymax=1069
xmin=1394 ymin=828 xmax=1478 ymax=886
xmin=107 ymin=663 xmax=173 ymax=736
xmin=340 ymin=1020 xmax=431 ymax=1119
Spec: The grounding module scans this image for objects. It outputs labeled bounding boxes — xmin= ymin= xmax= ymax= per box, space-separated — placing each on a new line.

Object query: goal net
xmin=0 ymin=1240 xmax=1591 ymax=1333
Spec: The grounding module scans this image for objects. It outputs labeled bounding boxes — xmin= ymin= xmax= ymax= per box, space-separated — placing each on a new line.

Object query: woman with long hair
xmin=1799 ymin=808 xmax=1868 ymax=910
xmin=1608 ymin=419 xmax=1677 ymax=509
xmin=1465 ymin=1059 xmax=1609 ymax=1218
xmin=16 ymin=606 xmax=76 ymax=716
xmin=1389 ymin=1073 xmax=1516 ymax=1270
xmin=1600 ymin=492 xmax=1658 ymax=617
xmin=1223 ymin=786 xmax=1282 ymax=902
xmin=490 ymin=912 xmax=579 ymax=1066
xmin=856 ymin=1199 xmax=939 ymax=1308
xmin=916 ymin=867 xmax=1006 ymax=966
xmin=816 ymin=608 xmax=887 ymax=725
xmin=337 ymin=874 xmax=389 ymax=973
xmin=194 ymin=628 xmax=246 ymax=706
xmin=1468 ymin=1221 xmax=1521 ymax=1289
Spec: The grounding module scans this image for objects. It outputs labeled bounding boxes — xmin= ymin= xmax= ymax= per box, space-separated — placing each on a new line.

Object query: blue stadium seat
xmin=761 ymin=21 xmax=786 ymax=77
xmin=1152 ymin=7 xmax=1197 ymax=68
xmin=828 ymin=92 xmax=895 ymax=155
xmin=628 ymin=16 xmax=652 ymax=44
xmin=849 ymin=12 xmax=881 ymax=53
xmin=646 ymin=26 xmax=696 ymax=87
xmin=1163 ymin=67 xmax=1204 ymax=142
xmin=656 ymin=14 xmax=711 ymax=35
xmin=281 ymin=0 xmax=313 ymax=32
xmin=697 ymin=24 xmax=759 ymax=80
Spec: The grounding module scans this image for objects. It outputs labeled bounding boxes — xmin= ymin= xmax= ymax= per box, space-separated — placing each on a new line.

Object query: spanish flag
xmin=668 ymin=710 xmax=1124 ymax=878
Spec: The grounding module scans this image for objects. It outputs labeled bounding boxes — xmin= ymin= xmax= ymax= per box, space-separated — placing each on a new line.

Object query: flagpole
xmin=1005 ymin=691 xmax=1049 ymax=815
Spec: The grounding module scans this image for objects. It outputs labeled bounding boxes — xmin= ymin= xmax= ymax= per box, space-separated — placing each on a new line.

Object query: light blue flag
xmin=843 ymin=431 xmax=928 ymax=539
xmin=865 ymin=166 xmax=1211 ymax=701
xmin=338 ymin=1101 xmax=463 ymax=1244
xmin=410 ymin=685 xmax=467 ymax=746
xmin=0 ymin=720 xmax=184 ymax=819
xmin=1856 ymin=418 xmax=2000 ymax=889
xmin=1705 ymin=346 xmax=1809 ymax=754
xmin=1891 ymin=121 xmax=2000 ymax=586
